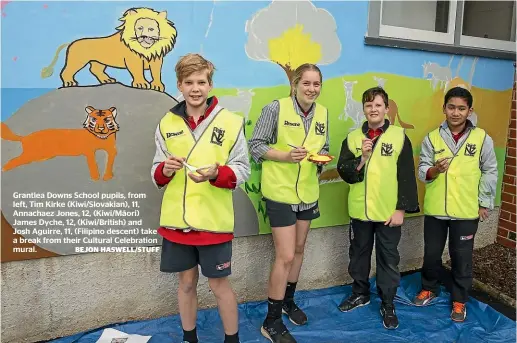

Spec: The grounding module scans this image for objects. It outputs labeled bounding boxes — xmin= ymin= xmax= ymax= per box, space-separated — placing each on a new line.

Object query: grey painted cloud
xmin=245 ymin=0 xmax=341 ymax=64
xmin=1 ymin=84 xmax=259 ymax=256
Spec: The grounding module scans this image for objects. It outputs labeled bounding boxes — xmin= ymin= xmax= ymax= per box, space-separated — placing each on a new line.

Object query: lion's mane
xmin=117 ymin=7 xmax=178 ymax=61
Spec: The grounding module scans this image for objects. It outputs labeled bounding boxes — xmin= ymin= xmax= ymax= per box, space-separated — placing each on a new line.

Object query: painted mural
xmin=1 ymin=0 xmax=513 ymax=262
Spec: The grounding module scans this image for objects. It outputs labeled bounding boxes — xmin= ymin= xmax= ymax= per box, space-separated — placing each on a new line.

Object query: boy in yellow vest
xmin=151 ymin=54 xmax=250 ymax=343
xmin=413 ymin=87 xmax=498 ymax=322
xmin=336 ymin=86 xmax=419 ymax=330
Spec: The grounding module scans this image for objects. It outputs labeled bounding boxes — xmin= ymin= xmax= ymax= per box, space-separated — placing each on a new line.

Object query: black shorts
xmin=160 ymin=239 xmax=232 ymax=278
xmin=265 ymin=198 xmax=320 ymax=228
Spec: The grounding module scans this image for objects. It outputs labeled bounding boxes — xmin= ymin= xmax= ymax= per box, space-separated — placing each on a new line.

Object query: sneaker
xmin=380 ymin=302 xmax=399 ymax=329
xmin=282 ymin=301 xmax=308 ymax=326
xmin=261 ymin=318 xmax=297 ymax=343
xmin=451 ymin=302 xmax=466 ymax=322
xmin=413 ymin=290 xmax=437 ymax=306
xmin=338 ymin=293 xmax=370 ymax=312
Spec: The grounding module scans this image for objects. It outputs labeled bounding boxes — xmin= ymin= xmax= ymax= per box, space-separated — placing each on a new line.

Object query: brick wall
xmin=497 ymin=63 xmax=517 ymax=249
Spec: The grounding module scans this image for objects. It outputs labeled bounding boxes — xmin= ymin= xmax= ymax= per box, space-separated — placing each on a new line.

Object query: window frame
xmin=365 ymin=0 xmax=516 ymax=60
xmin=378 ymin=1 xmax=458 ymax=45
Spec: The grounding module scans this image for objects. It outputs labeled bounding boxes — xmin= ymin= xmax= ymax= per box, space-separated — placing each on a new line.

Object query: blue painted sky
xmin=1 ymin=0 xmax=514 ymax=91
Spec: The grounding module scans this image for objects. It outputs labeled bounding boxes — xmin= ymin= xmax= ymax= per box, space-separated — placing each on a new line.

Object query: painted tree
xmin=245 ymin=0 xmax=341 ymax=91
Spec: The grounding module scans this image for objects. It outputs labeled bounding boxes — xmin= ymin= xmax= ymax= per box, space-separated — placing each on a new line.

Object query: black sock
xmin=224 ymin=332 xmax=239 ymax=343
xmin=284 ymin=282 xmax=297 ymax=304
xmin=183 ymin=327 xmax=198 ymax=343
xmin=266 ymin=297 xmax=283 ymax=323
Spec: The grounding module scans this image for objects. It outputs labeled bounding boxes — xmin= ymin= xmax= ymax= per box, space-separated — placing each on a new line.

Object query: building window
xmin=379 ymin=1 xmax=456 ymax=44
xmin=460 ymin=1 xmax=516 ymax=51
xmin=366 ymin=1 xmax=516 ymax=60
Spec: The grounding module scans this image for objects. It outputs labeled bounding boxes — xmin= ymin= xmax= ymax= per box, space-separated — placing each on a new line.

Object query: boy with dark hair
xmin=151 ymin=53 xmax=250 ymax=343
xmin=413 ymin=86 xmax=498 ymax=322
xmin=336 ymin=86 xmax=419 ymax=329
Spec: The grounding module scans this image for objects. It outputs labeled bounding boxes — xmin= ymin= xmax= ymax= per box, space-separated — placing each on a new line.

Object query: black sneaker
xmin=380 ymin=302 xmax=399 ymax=329
xmin=282 ymin=301 xmax=308 ymax=326
xmin=338 ymin=293 xmax=371 ymax=312
xmin=451 ymin=301 xmax=467 ymax=322
xmin=413 ymin=290 xmax=437 ymax=306
xmin=261 ymin=318 xmax=297 ymax=343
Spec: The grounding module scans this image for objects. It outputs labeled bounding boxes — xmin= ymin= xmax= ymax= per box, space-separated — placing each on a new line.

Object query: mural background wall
xmin=1 ymin=0 xmax=513 ymax=262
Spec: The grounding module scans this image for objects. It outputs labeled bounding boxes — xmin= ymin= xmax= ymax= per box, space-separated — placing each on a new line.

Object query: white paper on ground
xmin=95 ymin=328 xmax=151 ymax=343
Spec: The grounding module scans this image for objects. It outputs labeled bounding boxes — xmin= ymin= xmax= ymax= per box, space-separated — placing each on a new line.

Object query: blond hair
xmin=175 ymin=53 xmax=216 ymax=84
xmin=291 ymin=63 xmax=323 ymax=95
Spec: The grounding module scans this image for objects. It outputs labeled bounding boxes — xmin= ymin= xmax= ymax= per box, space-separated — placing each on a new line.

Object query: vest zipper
xmin=443 ymin=128 xmax=472 ymax=218
xmin=181 ymin=109 xmax=222 ymax=228
xmin=363 ymin=136 xmax=379 ymax=222
xmin=295 ymin=110 xmax=324 ymax=203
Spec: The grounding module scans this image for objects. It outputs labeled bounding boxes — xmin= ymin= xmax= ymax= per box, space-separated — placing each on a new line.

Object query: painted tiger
xmin=1 ymin=106 xmax=119 ymax=181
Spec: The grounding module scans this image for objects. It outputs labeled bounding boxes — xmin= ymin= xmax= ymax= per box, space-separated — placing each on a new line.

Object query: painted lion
xmin=41 ymin=7 xmax=177 ymax=92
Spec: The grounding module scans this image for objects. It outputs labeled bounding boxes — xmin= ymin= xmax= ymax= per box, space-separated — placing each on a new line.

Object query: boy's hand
xmin=163 ymin=156 xmax=185 ymax=177
xmin=385 ymin=210 xmax=405 ymax=227
xmin=428 ymin=157 xmax=450 ymax=179
xmin=361 ymin=136 xmax=379 ymax=161
xmin=479 ymin=207 xmax=489 ymax=221
xmin=434 ymin=157 xmax=450 ymax=173
xmin=287 ymin=147 xmax=307 ymax=163
xmin=188 ymin=163 xmax=220 ymax=183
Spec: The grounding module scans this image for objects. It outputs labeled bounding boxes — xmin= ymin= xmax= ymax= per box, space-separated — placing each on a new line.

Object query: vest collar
xmin=170 ymin=96 xmax=218 ymax=119
xmin=440 ymin=119 xmax=475 ymax=133
xmin=291 ymin=96 xmax=315 ymax=118
xmin=361 ymin=118 xmax=390 ymax=134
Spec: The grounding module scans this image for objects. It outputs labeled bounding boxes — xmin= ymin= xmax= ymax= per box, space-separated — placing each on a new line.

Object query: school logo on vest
xmin=315 ymin=122 xmax=325 ymax=136
xmin=381 ymin=142 xmax=393 ymax=156
xmin=166 ymin=130 xmax=184 ymax=138
xmin=210 ymin=127 xmax=225 ymax=146
xmin=464 ymin=143 xmax=477 ymax=157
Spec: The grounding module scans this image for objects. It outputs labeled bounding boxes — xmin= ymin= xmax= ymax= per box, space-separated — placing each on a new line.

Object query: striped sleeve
xmin=248 ymin=101 xmax=279 ymax=163
xmin=318 ymin=110 xmax=330 ymax=155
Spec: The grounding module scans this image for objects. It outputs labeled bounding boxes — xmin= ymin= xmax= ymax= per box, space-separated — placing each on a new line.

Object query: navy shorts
xmin=160 ymin=239 xmax=232 ymax=278
xmin=265 ymin=198 xmax=320 ymax=227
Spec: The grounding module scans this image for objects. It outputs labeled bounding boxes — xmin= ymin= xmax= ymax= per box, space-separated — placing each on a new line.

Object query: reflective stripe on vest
xmin=347 ymin=125 xmax=405 ymax=222
xmin=424 ymin=127 xmax=486 ymax=219
xmin=158 ymin=109 xmax=243 ymax=232
xmin=261 ymin=97 xmax=327 ymax=204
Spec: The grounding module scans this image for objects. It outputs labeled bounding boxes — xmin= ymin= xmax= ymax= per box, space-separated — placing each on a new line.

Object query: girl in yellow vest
xmin=151 ymin=54 xmax=250 ymax=343
xmin=413 ymin=87 xmax=498 ymax=322
xmin=336 ymin=87 xmax=419 ymax=330
xmin=249 ymin=64 xmax=330 ymax=343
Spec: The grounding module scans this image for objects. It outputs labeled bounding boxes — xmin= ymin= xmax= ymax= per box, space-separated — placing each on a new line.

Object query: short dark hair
xmin=362 ymin=87 xmax=389 ymax=107
xmin=444 ymin=87 xmax=473 ymax=108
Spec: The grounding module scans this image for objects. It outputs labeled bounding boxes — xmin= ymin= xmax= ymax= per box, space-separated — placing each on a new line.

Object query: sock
xmin=183 ymin=327 xmax=198 ymax=343
xmin=266 ymin=297 xmax=283 ymax=323
xmin=284 ymin=282 xmax=297 ymax=304
xmin=224 ymin=332 xmax=240 ymax=343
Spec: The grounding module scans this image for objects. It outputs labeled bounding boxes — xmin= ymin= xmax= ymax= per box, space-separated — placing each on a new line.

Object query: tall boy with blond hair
xmin=151 ymin=53 xmax=250 ymax=343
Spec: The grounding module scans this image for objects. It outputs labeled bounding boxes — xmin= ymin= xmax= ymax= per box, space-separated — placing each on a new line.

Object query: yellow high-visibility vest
xmin=159 ymin=109 xmax=243 ymax=232
xmin=424 ymin=127 xmax=486 ymax=219
xmin=261 ymin=97 xmax=327 ymax=204
xmin=347 ymin=125 xmax=405 ymax=221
